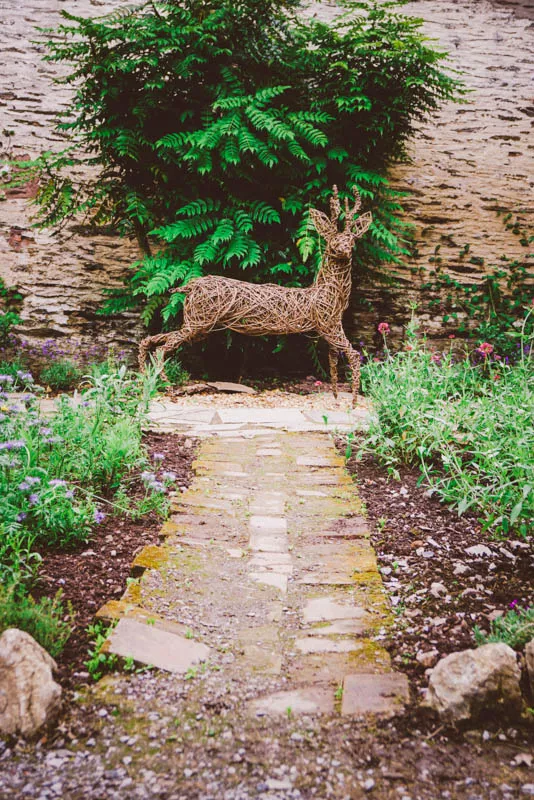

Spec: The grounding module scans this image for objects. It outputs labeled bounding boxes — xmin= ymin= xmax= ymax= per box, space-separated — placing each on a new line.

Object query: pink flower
xmin=477 ymin=342 xmax=494 ymax=356
xmin=509 ymin=599 xmax=518 ymax=610
xmin=314 ymin=380 xmax=322 ymax=387
xmin=377 ymin=322 xmax=390 ymax=335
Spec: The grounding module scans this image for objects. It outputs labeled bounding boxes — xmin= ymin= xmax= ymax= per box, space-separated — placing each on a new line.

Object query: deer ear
xmin=351 ymin=210 xmax=373 ymax=239
xmin=309 ymin=209 xmax=335 ymax=240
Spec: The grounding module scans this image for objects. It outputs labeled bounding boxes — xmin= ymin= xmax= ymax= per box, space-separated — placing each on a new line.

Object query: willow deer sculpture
xmin=139 ymin=186 xmax=372 ymax=405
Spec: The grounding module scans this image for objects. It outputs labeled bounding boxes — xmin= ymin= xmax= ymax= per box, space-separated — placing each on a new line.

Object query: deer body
xmin=139 ymin=187 xmax=372 ymax=405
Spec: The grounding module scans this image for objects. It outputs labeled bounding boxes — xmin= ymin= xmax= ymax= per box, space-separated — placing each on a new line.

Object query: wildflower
xmin=29 ymin=493 xmax=39 ymax=506
xmin=141 ymin=470 xmax=156 ymax=483
xmin=16 ymin=371 xmax=33 ymax=382
xmin=162 ymin=471 xmax=177 ymax=482
xmin=49 ymin=479 xmax=67 ymax=488
xmin=26 ymin=476 xmax=41 ymax=486
xmin=39 ymin=427 xmax=52 ymax=436
xmin=17 ymin=512 xmax=27 ymax=522
xmin=65 ymin=489 xmax=75 ymax=500
xmin=94 ymin=510 xmax=106 ymax=524
xmin=18 ymin=481 xmax=30 ymax=492
xmin=448 ymin=334 xmax=455 ymax=339
xmin=405 ymin=344 xmax=413 ymax=352
xmin=0 ymin=440 xmax=25 ymax=451
xmin=477 ymin=342 xmax=494 ymax=356
xmin=149 ymin=480 xmax=165 ymax=493
xmin=152 ymin=452 xmax=165 ymax=462
xmin=509 ymin=599 xmax=518 ymax=610
xmin=377 ymin=322 xmax=390 ymax=335
xmin=431 ymin=353 xmax=442 ymax=364
xmin=314 ymin=380 xmax=322 ymax=387
xmin=0 ymin=375 xmax=14 ymax=384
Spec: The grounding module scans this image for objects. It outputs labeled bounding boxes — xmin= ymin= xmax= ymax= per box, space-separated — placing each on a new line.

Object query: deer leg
xmin=139 ymin=332 xmax=172 ymax=374
xmin=326 ymin=330 xmax=361 ymax=407
xmin=328 ymin=346 xmax=339 ymax=400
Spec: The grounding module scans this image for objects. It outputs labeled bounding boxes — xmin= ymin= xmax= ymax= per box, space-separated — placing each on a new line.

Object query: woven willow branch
xmin=139 ymin=186 xmax=372 ymax=405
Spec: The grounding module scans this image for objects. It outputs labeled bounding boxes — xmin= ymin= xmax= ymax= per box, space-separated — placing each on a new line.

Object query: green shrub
xmin=0 ymin=585 xmax=74 ymax=658
xmin=0 ymin=363 xmax=167 ymax=586
xmin=40 ymin=359 xmax=81 ymax=391
xmin=36 ymin=0 xmax=459 ymax=357
xmin=474 ymin=606 xmax=534 ymax=651
xmin=359 ymin=308 xmax=534 ymax=536
xmin=161 ymin=357 xmax=190 ymax=388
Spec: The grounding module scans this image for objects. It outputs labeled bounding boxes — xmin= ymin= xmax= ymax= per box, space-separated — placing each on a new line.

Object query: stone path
xmin=97 ymin=409 xmax=407 ymax=722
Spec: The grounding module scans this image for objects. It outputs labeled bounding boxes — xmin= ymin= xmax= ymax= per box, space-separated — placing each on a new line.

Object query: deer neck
xmin=314 ymin=249 xmax=353 ymax=305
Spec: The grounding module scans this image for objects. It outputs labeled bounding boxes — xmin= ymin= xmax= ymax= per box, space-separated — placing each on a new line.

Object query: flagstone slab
xmin=341 ymin=672 xmax=410 ymax=717
xmin=105 ymin=618 xmax=209 ymax=673
xmin=302 ymin=597 xmax=371 ymax=623
xmin=249 ymin=493 xmax=286 ymax=515
xmin=131 ymin=545 xmax=171 ymax=577
xmin=249 ymin=687 xmax=334 ymax=717
xmin=296 ymin=455 xmax=344 ymax=468
xmin=295 ymin=638 xmax=362 ymax=655
xmin=250 ymin=572 xmax=288 ymax=593
xmin=308 ymin=619 xmax=369 ymax=636
xmin=249 ymin=516 xmax=287 ymax=534
xmin=249 ymin=534 xmax=289 ymax=553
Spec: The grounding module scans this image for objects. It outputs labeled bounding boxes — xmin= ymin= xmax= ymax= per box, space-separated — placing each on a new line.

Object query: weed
xmin=0 ymin=584 xmax=74 ymax=658
xmin=474 ymin=606 xmax=534 ymax=650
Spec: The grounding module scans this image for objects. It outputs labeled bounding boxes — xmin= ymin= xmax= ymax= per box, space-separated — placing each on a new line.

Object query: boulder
xmin=425 ymin=643 xmax=522 ymax=723
xmin=526 ymin=639 xmax=534 ymax=697
xmin=0 ymin=628 xmax=62 ymax=737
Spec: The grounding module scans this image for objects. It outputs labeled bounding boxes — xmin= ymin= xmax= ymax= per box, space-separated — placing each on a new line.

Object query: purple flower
xmin=49 ymin=479 xmax=67 ymax=487
xmin=17 ymin=512 xmax=27 ymax=522
xmin=26 ymin=476 xmax=41 ymax=486
xmin=0 ymin=375 xmax=14 ymax=384
xmin=162 ymin=471 xmax=177 ymax=482
xmin=0 ymin=440 xmax=25 ymax=451
xmin=39 ymin=427 xmax=52 ymax=436
xmin=149 ymin=480 xmax=165 ymax=493
xmin=152 ymin=452 xmax=165 ymax=462
xmin=509 ymin=599 xmax=519 ymax=610
xmin=94 ymin=510 xmax=106 ymax=524
xmin=65 ymin=489 xmax=75 ymax=500
xmin=29 ymin=493 xmax=39 ymax=506
xmin=141 ymin=470 xmax=155 ymax=483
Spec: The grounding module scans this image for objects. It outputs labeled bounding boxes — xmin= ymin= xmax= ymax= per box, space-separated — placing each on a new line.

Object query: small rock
xmin=0 ymin=629 xmax=62 ymax=737
xmin=416 ymin=649 xmax=439 ymax=669
xmin=453 ymin=562 xmax=470 ymax=576
xmin=361 ymin=778 xmax=375 ymax=792
xmin=425 ymin=643 xmax=522 ymax=723
xmin=430 ymin=582 xmax=447 ymax=598
xmin=465 ymin=545 xmax=492 ymax=558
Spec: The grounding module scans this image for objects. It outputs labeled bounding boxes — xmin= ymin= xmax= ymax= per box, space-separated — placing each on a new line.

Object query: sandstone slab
xmin=341 ymin=672 xmax=410 ymax=717
xmin=250 ymin=687 xmax=334 ymax=717
xmin=106 ymin=618 xmax=209 ymax=673
xmin=296 ymin=638 xmax=360 ymax=655
xmin=302 ymin=597 xmax=370 ymax=623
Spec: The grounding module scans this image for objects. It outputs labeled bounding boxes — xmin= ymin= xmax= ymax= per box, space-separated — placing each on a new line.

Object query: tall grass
xmin=360 ymin=311 xmax=533 ymax=537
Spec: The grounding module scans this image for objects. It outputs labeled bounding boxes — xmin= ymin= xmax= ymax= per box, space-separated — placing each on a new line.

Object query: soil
xmin=338 ymin=437 xmax=534 ymax=704
xmin=34 ymin=431 xmax=198 ymax=689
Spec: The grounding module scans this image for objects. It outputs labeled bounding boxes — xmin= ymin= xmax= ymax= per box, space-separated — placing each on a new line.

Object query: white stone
xmin=0 ymin=629 xmax=62 ymax=737
xmin=249 ymin=534 xmax=289 ymax=553
xmin=249 ymin=516 xmax=287 ymax=534
xmin=425 ymin=643 xmax=522 ymax=722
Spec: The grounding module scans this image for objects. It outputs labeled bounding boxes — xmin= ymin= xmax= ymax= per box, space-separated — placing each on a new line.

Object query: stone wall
xmin=0 ymin=0 xmax=532 ymax=357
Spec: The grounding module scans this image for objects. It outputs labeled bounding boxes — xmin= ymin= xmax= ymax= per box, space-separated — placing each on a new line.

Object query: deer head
xmin=309 ymin=185 xmax=373 ymax=260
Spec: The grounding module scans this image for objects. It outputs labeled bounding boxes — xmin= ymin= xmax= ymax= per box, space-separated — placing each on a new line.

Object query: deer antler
xmin=344 ymin=186 xmax=362 ymax=232
xmin=330 ymin=185 xmax=341 ymax=224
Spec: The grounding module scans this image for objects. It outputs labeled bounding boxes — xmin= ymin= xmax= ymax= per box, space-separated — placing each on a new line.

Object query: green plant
xmin=160 ymin=356 xmax=190 ymax=388
xmin=421 ymin=215 xmax=533 ymax=359
xmin=35 ymin=0 xmax=459 ymax=367
xmin=474 ymin=606 xmax=534 ymax=651
xmin=0 ymin=278 xmax=22 ymax=347
xmin=85 ymin=621 xmax=118 ymax=680
xmin=359 ymin=309 xmax=534 ymax=536
xmin=40 ymin=359 xmax=81 ymax=391
xmin=0 ymin=584 xmax=74 ymax=658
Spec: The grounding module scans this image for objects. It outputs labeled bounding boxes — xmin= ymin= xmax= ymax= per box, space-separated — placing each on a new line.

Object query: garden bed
xmin=34 ymin=431 xmax=198 ymax=689
xmin=339 ymin=437 xmax=534 ymax=702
